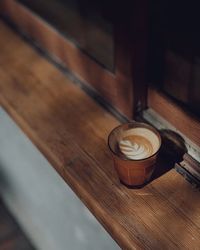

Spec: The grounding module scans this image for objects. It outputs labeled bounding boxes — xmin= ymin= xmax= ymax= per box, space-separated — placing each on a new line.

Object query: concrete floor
xmin=0 ymin=107 xmax=120 ymax=250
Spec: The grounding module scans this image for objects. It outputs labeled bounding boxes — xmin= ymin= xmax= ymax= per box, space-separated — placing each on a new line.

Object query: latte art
xmin=108 ymin=122 xmax=161 ymax=186
xmin=119 ymin=134 xmax=154 ymax=160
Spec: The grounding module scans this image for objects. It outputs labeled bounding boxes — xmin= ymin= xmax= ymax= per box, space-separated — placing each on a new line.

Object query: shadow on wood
xmin=151 ymin=129 xmax=187 ymax=182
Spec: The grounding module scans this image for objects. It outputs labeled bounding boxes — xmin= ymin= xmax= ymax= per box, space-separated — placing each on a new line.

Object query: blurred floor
xmin=0 ymin=198 xmax=35 ymax=250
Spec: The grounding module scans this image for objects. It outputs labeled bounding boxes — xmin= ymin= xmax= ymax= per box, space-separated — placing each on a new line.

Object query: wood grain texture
xmin=0 ymin=0 xmax=136 ymax=117
xmin=148 ymin=87 xmax=200 ymax=149
xmin=0 ymin=21 xmax=200 ymax=249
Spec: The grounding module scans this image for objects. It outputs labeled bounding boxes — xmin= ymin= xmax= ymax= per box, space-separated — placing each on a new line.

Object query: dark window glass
xmin=148 ymin=1 xmax=200 ymax=117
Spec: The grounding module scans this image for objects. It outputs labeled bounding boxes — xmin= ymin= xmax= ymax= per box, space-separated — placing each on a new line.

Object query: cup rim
xmin=107 ymin=121 xmax=162 ymax=162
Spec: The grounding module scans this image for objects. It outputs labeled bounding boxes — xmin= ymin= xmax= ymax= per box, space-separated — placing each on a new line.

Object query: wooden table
xmin=0 ymin=20 xmax=200 ymax=249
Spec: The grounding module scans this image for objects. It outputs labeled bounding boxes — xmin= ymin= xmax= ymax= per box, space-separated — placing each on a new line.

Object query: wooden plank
xmin=141 ymin=108 xmax=200 ymax=183
xmin=1 ymin=21 xmax=200 ymax=249
xmin=148 ymin=87 xmax=200 ymax=149
xmin=0 ymin=0 xmax=135 ymax=117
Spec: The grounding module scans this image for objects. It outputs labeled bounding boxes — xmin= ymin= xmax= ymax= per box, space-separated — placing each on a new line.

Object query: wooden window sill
xmin=0 ymin=21 xmax=200 ymax=249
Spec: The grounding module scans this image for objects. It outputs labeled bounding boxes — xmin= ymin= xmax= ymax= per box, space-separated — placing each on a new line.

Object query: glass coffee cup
xmin=108 ymin=122 xmax=161 ymax=187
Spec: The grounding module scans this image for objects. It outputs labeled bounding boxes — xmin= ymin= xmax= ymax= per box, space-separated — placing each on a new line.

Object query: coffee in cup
xmin=108 ymin=122 xmax=161 ymax=186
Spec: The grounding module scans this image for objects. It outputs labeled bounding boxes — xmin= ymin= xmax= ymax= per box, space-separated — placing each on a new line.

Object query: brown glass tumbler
xmin=108 ymin=122 xmax=161 ymax=186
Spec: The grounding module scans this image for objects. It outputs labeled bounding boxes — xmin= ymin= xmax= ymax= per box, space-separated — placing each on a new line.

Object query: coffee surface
xmin=119 ymin=135 xmax=154 ymax=160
